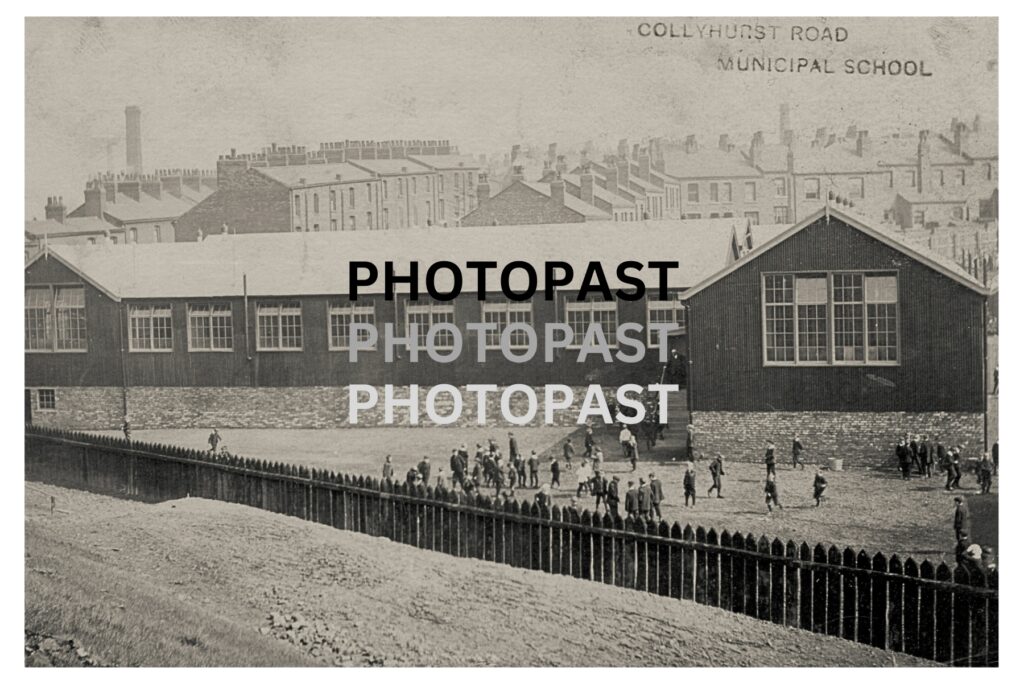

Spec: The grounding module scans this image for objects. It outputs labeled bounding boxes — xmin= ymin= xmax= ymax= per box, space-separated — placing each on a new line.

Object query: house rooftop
xmin=254 ymin=162 xmax=376 ymax=188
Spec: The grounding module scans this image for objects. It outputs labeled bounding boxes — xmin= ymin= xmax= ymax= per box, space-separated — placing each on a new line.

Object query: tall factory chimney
xmin=125 ymin=105 xmax=143 ymax=174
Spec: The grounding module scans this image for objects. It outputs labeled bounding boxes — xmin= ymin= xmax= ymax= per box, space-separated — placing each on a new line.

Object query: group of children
xmin=894 ymin=432 xmax=998 ymax=494
xmin=760 ymin=438 xmax=830 ymax=514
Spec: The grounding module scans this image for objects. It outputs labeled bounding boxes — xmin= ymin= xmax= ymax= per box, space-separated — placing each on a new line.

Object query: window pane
xmin=189 ymin=304 xmax=212 ymax=349
xmin=55 ymin=286 xmax=87 ymax=351
xmin=797 ymin=304 xmax=828 ymax=361
xmin=865 ymin=274 xmax=897 ymax=303
xmin=867 ymin=303 xmax=898 ymax=361
xmin=25 ymin=287 xmax=52 ymax=350
xmin=152 ymin=307 xmax=173 ymax=350
xmin=211 ymin=304 xmax=233 ymax=349
xmin=833 ymin=303 xmax=864 ymax=361
xmin=795 ymin=275 xmax=827 ymax=303
xmin=257 ymin=305 xmax=280 ymax=349
xmin=765 ymin=305 xmax=794 ymax=362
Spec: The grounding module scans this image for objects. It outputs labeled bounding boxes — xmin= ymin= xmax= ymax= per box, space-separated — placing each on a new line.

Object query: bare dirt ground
xmin=94 ymin=426 xmax=997 ymax=563
xmin=26 ymin=483 xmax=933 ymax=667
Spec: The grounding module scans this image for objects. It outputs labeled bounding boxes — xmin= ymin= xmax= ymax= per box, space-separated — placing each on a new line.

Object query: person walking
xmin=764 ymin=441 xmax=777 ymax=477
xmin=791 ymin=435 xmax=805 ymax=470
xmin=563 ymin=438 xmax=576 ymax=465
xmin=382 ymin=454 xmax=395 ymax=482
xmin=920 ymin=435 xmax=934 ymax=478
xmin=527 ymin=450 xmax=540 ymax=488
xmin=978 ymin=452 xmax=994 ymax=494
xmin=683 ymin=462 xmax=697 ymax=507
xmin=939 ymin=444 xmax=955 ymax=490
xmin=508 ymin=431 xmax=520 ymax=461
xmin=122 ymin=418 xmax=132 ymax=443
xmin=708 ymin=455 xmax=725 ymax=498
xmin=576 ymin=458 xmax=592 ymax=497
xmin=450 ymin=449 xmax=465 ymax=488
xmin=584 ymin=426 xmax=596 ymax=458
xmin=624 ymin=480 xmax=639 ymax=520
xmin=649 ymin=473 xmax=665 ymax=519
xmin=637 ymin=478 xmax=654 ymax=522
xmin=417 ymin=456 xmax=432 ymax=486
xmin=550 ymin=457 xmax=561 ymax=489
xmin=812 ymin=467 xmax=828 ymax=506
xmin=592 ymin=471 xmax=608 ymax=515
xmin=953 ymin=496 xmax=970 ymax=543
xmin=764 ymin=472 xmax=782 ymax=513
xmin=606 ymin=476 xmax=621 ymax=518
xmin=208 ymin=427 xmax=221 ymax=453
xmin=619 ymin=424 xmax=632 ymax=458
xmin=949 ymin=447 xmax=963 ymax=489
xmin=910 ymin=434 xmax=924 ymax=475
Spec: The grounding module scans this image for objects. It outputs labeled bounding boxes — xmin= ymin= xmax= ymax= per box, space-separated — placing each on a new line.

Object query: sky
xmin=25 ymin=17 xmax=997 ymax=218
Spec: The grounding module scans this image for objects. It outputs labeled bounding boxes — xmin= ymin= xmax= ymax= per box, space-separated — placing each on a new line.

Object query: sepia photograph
xmin=21 ymin=13 xmax=1000 ymax=668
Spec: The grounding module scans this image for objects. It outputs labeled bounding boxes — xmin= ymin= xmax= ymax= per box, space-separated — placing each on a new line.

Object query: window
xmin=188 ymin=303 xmax=233 ymax=351
xmin=985 ymin=163 xmax=993 ymax=181
xmin=26 ymin=286 xmax=88 ymax=352
xmin=129 ymin=228 xmax=138 ymax=243
xmin=383 ymin=208 xmax=389 ymax=229
xmin=427 ymin=176 xmax=432 ymax=193
xmin=438 ymin=174 xmax=445 ymax=193
xmin=111 ymin=236 xmax=118 ymax=244
xmin=330 ymin=190 xmax=337 ymax=211
xmin=773 ymin=206 xmax=790 ymax=223
xmin=906 ymin=170 xmax=917 ymax=188
xmin=37 ymin=389 xmax=56 ymax=411
xmin=564 ymin=298 xmax=618 ymax=348
xmin=687 ymin=183 xmax=699 ymax=202
xmin=957 ymin=169 xmax=966 ymax=186
xmin=438 ymin=199 xmax=445 ymax=220
xmin=349 ymin=215 xmax=356 ymax=230
xmin=455 ymin=173 xmax=462 ymax=191
xmin=313 ymin=224 xmax=320 ymax=232
xmin=411 ymin=177 xmax=417 ymax=194
xmin=913 ymin=211 xmax=925 ymax=227
xmin=952 ymin=206 xmax=966 ymax=221
xmin=763 ymin=274 xmax=794 ymax=362
xmin=774 ymin=178 xmax=786 ymax=197
xmin=256 ymin=302 xmax=302 ymax=350
xmin=398 ymin=178 xmax=404 ymax=197
xmin=684 ymin=213 xmax=702 ymax=220
xmin=366 ymin=211 xmax=373 ymax=230
xmin=722 ymin=212 xmax=734 ymax=218
xmin=645 ymin=294 xmax=684 ymax=346
xmin=744 ymin=182 xmax=756 ymax=202
xmin=744 ymin=211 xmax=760 ymax=224
xmin=87 ymin=237 xmax=96 ymax=245
xmin=887 ymin=171 xmax=894 ymax=188
xmin=295 ymin=194 xmax=302 ymax=216
xmin=328 ymin=303 xmax=375 ymax=350
xmin=935 ymin=170 xmax=944 ymax=187
xmin=366 ymin=183 xmax=372 ymax=202
xmin=709 ymin=183 xmax=719 ymax=202
xmin=348 ymin=187 xmax=355 ymax=208
xmin=313 ymin=194 xmax=320 ymax=214
xmin=803 ymin=178 xmax=820 ymax=199
xmin=850 ymin=177 xmax=864 ymax=199
xmin=709 ymin=213 xmax=720 ymax=219
xmin=331 ymin=219 xmax=338 ymax=231
xmin=154 ymin=225 xmax=162 ymax=242
xmin=481 ymin=301 xmax=533 ymax=349
xmin=383 ymin=180 xmax=389 ymax=200
xmin=129 ymin=304 xmax=173 ymax=351
xmin=721 ymin=182 xmax=732 ymax=202
xmin=762 ymin=272 xmax=898 ymax=366
xmin=406 ymin=302 xmax=455 ymax=350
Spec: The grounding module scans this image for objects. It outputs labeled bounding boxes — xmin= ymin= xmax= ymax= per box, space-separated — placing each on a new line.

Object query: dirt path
xmin=25 ymin=483 xmax=934 ymax=667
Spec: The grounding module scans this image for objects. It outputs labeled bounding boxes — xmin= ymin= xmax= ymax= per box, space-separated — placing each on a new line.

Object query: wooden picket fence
xmin=25 ymin=425 xmax=997 ymax=666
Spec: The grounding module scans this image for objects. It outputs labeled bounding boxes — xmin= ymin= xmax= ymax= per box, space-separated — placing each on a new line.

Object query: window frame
xmin=645 ymin=294 xmax=685 ymax=347
xmin=563 ymin=297 xmax=619 ymax=350
xmin=25 ymin=284 xmax=89 ymax=353
xmin=803 ymin=177 xmax=820 ymax=200
xmin=480 ymin=301 xmax=534 ymax=350
xmin=761 ymin=270 xmax=900 ymax=367
xmin=405 ymin=301 xmax=456 ymax=351
xmin=255 ymin=301 xmax=304 ymax=352
xmin=36 ymin=388 xmax=56 ymax=411
xmin=187 ymin=302 xmax=234 ymax=352
xmin=327 ymin=301 xmax=376 ymax=351
xmin=128 ymin=303 xmax=174 ymax=353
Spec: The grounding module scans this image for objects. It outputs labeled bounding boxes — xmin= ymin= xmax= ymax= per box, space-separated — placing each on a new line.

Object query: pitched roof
xmin=558 ymin=174 xmax=632 ymax=208
xmin=519 ymin=182 xmax=611 ymax=219
xmin=348 ymin=158 xmax=436 ymax=176
xmin=39 ymin=218 xmax=747 ymax=301
xmin=100 ymin=193 xmax=197 ymax=223
xmin=680 ymin=207 xmax=989 ymax=300
xmin=25 ymin=216 xmax=114 ymax=238
xmin=662 ymin=149 xmax=760 ymax=179
xmin=406 ymin=154 xmax=481 ymax=170
xmin=254 ymin=162 xmax=375 ymax=188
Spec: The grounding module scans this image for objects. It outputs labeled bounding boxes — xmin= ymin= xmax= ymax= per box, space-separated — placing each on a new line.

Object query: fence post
xmin=784 ymin=540 xmax=799 ymax=627
xmin=827 ymin=545 xmax=843 ymax=638
xmin=549 ymin=506 xmax=562 ymax=574
xmin=812 ymin=544 xmax=828 ymax=634
xmin=657 ymin=521 xmax=671 ymax=598
xmin=589 ymin=512 xmax=603 ymax=582
xmin=707 ymin=529 xmax=721 ymax=608
xmin=770 ymin=538 xmax=785 ymax=625
xmin=952 ymin=565 xmax=972 ymax=666
xmin=681 ymin=525 xmax=695 ymax=601
xmin=579 ymin=510 xmax=593 ymax=580
xmin=720 ymin=532 xmax=734 ymax=612
xmin=645 ymin=519 xmax=659 ymax=594
xmin=601 ymin=513 xmax=615 ymax=585
xmin=888 ymin=555 xmax=905 ymax=653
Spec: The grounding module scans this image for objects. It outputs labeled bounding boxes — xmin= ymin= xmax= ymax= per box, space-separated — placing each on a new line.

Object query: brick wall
xmin=692 ymin=410 xmax=986 ymax=467
xmin=461 ymin=183 xmax=586 ymax=226
xmin=28 ymin=385 xmax=619 ymax=431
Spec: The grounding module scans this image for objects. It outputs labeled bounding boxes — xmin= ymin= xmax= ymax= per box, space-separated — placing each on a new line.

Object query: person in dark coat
xmin=606 ymin=475 xmax=621 ymax=518
xmin=417 ymin=456 xmax=432 ymax=486
xmin=683 ymin=462 xmax=697 ymax=507
xmin=896 ymin=439 xmax=912 ymax=480
xmin=550 ymin=457 xmax=561 ymax=489
xmin=907 ymin=433 xmax=921 ymax=474
xmin=592 ymin=471 xmax=608 ymax=514
xmin=953 ymin=496 xmax=969 ymax=542
xmin=919 ymin=435 xmax=933 ymax=478
xmin=954 ymin=531 xmax=971 ymax=567
xmin=950 ymin=447 xmax=963 ymax=489
xmin=382 ymin=455 xmax=395 ymax=482
xmin=508 ymin=432 xmax=520 ymax=460
xmin=637 ymin=478 xmax=654 ymax=522
xmin=406 ymin=467 xmax=419 ymax=488
xmin=791 ymin=435 xmax=805 ymax=470
xmin=764 ymin=441 xmax=777 ymax=477
xmin=534 ymin=484 xmax=552 ymax=510
xmin=910 ymin=434 xmax=924 ymax=475
xmin=527 ymin=450 xmax=540 ymax=488
xmin=584 ymin=426 xmax=595 ymax=458
xmin=764 ymin=472 xmax=782 ymax=512
xmin=649 ymin=473 xmax=664 ymax=519
xmin=708 ymin=455 xmax=725 ymax=498
xmin=992 ymin=441 xmax=999 ymax=475
xmin=624 ymin=480 xmax=640 ymax=520
xmin=208 ymin=427 xmax=221 ymax=453
xmin=449 ymin=449 xmax=465 ymax=487
xmin=812 ymin=467 xmax=828 ymax=506
xmin=978 ymin=452 xmax=994 ymax=494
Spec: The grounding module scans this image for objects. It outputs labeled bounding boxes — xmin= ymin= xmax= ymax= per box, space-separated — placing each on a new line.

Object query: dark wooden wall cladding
xmin=26 ymin=425 xmax=998 ymax=667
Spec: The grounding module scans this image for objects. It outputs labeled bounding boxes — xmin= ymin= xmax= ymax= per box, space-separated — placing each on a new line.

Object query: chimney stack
xmin=83 ymin=180 xmax=105 ymax=219
xmin=555 ymin=154 xmax=567 ymax=176
xmin=617 ymin=139 xmax=629 ymax=159
xmin=638 ymin=151 xmax=651 ymax=182
xmin=827 ymin=133 xmax=837 ymax=147
xmin=749 ymin=131 xmax=765 ymax=167
xmin=855 ymin=130 xmax=872 ymax=157
xmin=580 ymin=165 xmax=595 ymax=206
xmin=511 ymin=144 xmax=521 ymax=164
xmin=549 ymin=176 xmax=565 ymax=206
xmin=604 ymin=165 xmax=619 ymax=195
xmin=125 ymin=105 xmax=143 ymax=174
xmin=511 ymin=165 xmax=525 ymax=182
xmin=45 ymin=196 xmax=67 ymax=224
xmin=719 ymin=134 xmax=732 ymax=151
xmin=684 ymin=135 xmax=698 ymax=154
xmin=617 ymin=159 xmax=631 ymax=190
xmin=845 ymin=125 xmax=858 ymax=140
xmin=547 ymin=142 xmax=557 ymax=164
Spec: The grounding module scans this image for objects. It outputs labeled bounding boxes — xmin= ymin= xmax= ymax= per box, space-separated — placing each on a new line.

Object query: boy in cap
xmin=534 ymin=483 xmax=552 ymax=509
xmin=812 ymin=467 xmax=828 ymax=506
xmin=764 ymin=472 xmax=782 ymax=513
xmin=382 ymin=454 xmax=394 ymax=482
xmin=606 ymin=475 xmax=621 ymax=518
xmin=683 ymin=462 xmax=697 ymax=507
xmin=791 ymin=435 xmax=805 ymax=470
xmin=527 ymin=450 xmax=540 ymax=488
xmin=637 ymin=478 xmax=654 ymax=522
xmin=708 ymin=455 xmax=725 ymax=498
xmin=550 ymin=456 xmax=561 ymax=489
xmin=649 ymin=472 xmax=664 ymax=519
xmin=764 ymin=440 xmax=777 ymax=476
xmin=953 ymin=496 xmax=969 ymax=542
xmin=624 ymin=480 xmax=640 ymax=520
xmin=584 ymin=425 xmax=595 ymax=458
